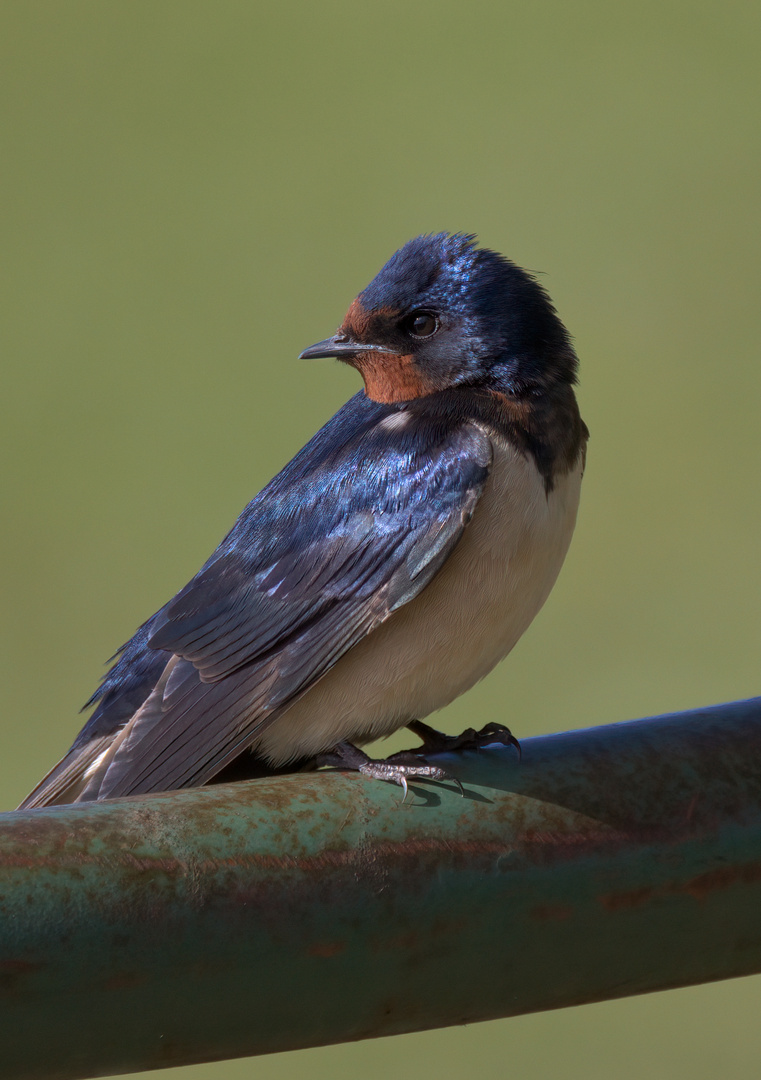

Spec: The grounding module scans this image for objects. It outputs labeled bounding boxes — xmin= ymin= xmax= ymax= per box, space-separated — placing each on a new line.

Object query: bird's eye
xmin=404 ymin=311 xmax=439 ymax=338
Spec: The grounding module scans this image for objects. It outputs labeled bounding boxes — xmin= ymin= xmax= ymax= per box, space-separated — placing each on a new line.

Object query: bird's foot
xmin=317 ymin=741 xmax=463 ymax=801
xmin=406 ymin=719 xmax=522 ymax=759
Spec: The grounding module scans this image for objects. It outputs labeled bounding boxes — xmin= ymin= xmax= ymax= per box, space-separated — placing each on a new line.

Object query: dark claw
xmin=406 ymin=719 xmax=521 ymax=759
xmin=474 ymin=722 xmax=522 ymax=760
xmin=315 ymin=742 xmax=370 ymax=771
xmin=448 ymin=775 xmax=465 ymax=797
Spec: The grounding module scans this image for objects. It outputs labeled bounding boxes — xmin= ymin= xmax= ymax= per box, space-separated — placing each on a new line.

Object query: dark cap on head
xmin=301 ymin=233 xmax=578 ymax=401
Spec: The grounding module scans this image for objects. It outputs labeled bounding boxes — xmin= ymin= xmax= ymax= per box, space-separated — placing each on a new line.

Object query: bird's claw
xmin=316 ymin=721 xmax=519 ymax=802
xmin=317 ymin=742 xmax=464 ymax=800
xmin=406 ymin=719 xmax=521 ymax=759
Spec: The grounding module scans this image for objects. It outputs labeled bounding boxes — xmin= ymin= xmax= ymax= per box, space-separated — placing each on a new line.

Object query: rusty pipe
xmin=1 ymin=698 xmax=761 ymax=1079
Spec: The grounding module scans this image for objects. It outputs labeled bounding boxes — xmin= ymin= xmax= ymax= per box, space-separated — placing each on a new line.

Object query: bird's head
xmin=299 ymin=233 xmax=578 ymax=404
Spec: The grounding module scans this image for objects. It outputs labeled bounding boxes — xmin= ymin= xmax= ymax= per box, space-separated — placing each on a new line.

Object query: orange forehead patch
xmin=341 ymin=300 xmax=399 ymax=342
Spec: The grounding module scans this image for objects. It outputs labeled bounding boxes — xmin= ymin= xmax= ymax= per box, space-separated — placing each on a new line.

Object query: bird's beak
xmin=299 ymin=335 xmax=386 ymax=360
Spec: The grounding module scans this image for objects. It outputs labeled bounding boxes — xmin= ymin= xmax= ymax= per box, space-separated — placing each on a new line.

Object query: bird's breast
xmin=256 ymin=433 xmax=584 ymax=765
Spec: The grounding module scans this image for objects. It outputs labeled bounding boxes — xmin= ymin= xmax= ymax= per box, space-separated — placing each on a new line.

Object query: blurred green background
xmin=1 ymin=1 xmax=760 ymax=1077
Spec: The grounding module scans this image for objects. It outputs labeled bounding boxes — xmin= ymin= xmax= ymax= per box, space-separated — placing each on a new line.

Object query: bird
xmin=19 ymin=233 xmax=588 ymax=809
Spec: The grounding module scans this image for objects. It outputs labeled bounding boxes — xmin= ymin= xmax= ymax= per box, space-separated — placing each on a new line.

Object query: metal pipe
xmin=2 ymin=698 xmax=761 ymax=1080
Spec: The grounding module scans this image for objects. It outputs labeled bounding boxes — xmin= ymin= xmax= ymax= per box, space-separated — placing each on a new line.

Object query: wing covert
xmin=96 ymin=413 xmax=493 ymax=798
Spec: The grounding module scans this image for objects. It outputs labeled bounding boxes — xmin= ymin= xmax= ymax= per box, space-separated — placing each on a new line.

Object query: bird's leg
xmin=316 ymin=721 xmax=519 ymax=798
xmin=316 ymin=741 xmax=463 ymax=800
xmin=404 ymin=719 xmax=522 ymax=759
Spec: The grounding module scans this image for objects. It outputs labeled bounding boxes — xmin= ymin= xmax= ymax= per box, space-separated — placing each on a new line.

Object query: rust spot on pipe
xmin=600 ymin=887 xmax=655 ymax=911
xmin=531 ymin=903 xmax=574 ymax=921
xmin=600 ymin=860 xmax=761 ymax=911
xmin=308 ymin=941 xmax=346 ymax=958
xmin=683 ymin=862 xmax=761 ymax=901
xmin=0 ymin=959 xmax=42 ymax=992
xmin=376 ymin=931 xmax=419 ymax=952
xmin=101 ymin=971 xmax=149 ymax=991
xmin=0 ymin=833 xmax=622 ymax=877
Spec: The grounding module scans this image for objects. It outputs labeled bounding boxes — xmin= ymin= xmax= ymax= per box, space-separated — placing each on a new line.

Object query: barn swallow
xmin=19 ymin=233 xmax=588 ymax=808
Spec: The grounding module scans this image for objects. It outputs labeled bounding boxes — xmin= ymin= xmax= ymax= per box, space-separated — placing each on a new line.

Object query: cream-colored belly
xmin=255 ymin=437 xmax=583 ymax=765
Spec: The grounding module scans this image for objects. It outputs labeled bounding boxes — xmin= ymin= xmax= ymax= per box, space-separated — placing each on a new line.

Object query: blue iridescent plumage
xmin=20 ymin=233 xmax=586 ymax=807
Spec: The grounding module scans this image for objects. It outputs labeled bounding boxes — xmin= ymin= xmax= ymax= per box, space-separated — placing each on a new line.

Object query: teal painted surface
xmin=0 ymin=699 xmax=760 ymax=1079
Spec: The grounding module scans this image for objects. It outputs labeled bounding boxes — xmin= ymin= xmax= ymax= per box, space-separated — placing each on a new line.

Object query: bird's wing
xmin=92 ymin=415 xmax=493 ymax=799
xmin=18 ymin=736 xmax=115 ymax=810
